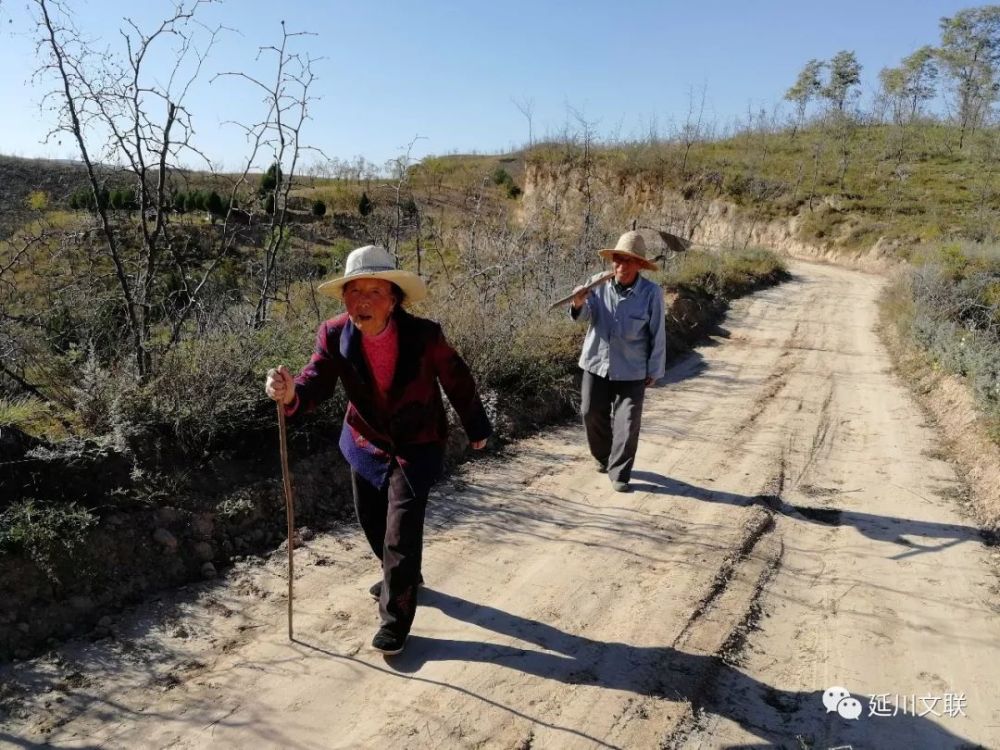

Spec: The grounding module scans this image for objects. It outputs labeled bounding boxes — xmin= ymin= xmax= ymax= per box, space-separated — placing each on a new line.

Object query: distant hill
xmin=7 ymin=118 xmax=1000 ymax=256
xmin=0 ymin=155 xmax=88 ymax=240
xmin=524 ymin=121 xmax=1000 ymax=254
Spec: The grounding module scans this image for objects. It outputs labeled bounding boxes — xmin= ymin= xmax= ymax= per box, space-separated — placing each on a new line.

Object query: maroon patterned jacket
xmin=286 ymin=308 xmax=492 ymax=496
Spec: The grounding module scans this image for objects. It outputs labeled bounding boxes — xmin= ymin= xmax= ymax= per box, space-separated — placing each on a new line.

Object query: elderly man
xmin=570 ymin=231 xmax=666 ymax=492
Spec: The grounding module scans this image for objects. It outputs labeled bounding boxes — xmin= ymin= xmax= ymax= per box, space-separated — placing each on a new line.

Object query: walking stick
xmin=276 ymin=403 xmax=295 ymax=640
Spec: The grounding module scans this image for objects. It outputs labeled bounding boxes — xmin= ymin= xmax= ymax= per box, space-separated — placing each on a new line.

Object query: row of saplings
xmin=64 ymin=162 xmax=331 ymax=217
xmin=66 ymin=186 xmax=329 ymax=218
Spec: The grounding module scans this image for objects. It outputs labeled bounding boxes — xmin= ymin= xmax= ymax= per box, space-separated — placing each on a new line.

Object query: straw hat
xmin=317 ymin=245 xmax=428 ymax=304
xmin=597 ymin=231 xmax=658 ymax=271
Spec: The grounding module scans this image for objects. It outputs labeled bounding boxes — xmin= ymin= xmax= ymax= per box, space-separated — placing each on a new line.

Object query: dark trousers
xmin=351 ymin=462 xmax=427 ymax=635
xmin=581 ymin=370 xmax=646 ymax=483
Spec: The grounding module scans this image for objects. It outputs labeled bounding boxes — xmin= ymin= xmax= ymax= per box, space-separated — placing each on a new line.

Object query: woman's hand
xmin=470 ymin=438 xmax=487 ymax=450
xmin=265 ymin=365 xmax=295 ymax=405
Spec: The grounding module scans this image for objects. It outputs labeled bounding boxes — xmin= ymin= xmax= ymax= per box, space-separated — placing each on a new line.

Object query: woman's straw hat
xmin=317 ymin=244 xmax=428 ymax=304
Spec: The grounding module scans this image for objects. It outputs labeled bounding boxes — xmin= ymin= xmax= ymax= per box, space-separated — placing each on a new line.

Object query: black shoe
xmin=369 ymin=573 xmax=424 ymax=600
xmin=371 ymin=626 xmax=407 ymax=655
xmin=595 ymin=460 xmax=608 ymax=474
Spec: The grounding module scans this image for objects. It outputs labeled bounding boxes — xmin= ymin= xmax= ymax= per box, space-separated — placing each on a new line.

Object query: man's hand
xmin=470 ymin=438 xmax=487 ymax=450
xmin=570 ymin=285 xmax=588 ymax=310
xmin=645 ymin=376 xmax=655 ymax=387
xmin=265 ymin=365 xmax=295 ymax=405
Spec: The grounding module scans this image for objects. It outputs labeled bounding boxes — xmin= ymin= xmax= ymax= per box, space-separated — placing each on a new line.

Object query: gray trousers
xmin=580 ymin=370 xmax=646 ymax=483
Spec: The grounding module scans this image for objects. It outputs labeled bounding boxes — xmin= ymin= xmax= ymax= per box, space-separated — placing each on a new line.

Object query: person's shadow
xmin=367 ymin=589 xmax=983 ymax=749
xmin=630 ymin=469 xmax=990 ymax=560
xmin=629 ymin=469 xmax=755 ymax=506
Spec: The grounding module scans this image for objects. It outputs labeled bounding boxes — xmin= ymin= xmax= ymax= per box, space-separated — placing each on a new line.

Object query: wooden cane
xmin=276 ymin=403 xmax=295 ymax=640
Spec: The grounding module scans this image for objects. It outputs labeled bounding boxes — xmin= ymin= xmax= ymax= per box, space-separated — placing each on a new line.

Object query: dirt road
xmin=2 ymin=260 xmax=998 ymax=749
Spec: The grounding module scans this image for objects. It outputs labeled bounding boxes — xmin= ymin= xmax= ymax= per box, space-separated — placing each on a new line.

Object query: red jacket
xmin=287 ymin=308 xmax=492 ymax=495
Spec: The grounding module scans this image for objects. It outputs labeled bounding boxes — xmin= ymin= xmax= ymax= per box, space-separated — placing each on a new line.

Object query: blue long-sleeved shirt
xmin=571 ymin=274 xmax=666 ymax=382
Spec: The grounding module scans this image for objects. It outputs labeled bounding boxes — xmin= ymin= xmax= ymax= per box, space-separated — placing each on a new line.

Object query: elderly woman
xmin=265 ymin=244 xmax=491 ymax=655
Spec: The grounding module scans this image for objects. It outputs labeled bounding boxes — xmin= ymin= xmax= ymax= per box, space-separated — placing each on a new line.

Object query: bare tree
xmin=32 ymin=0 xmax=224 ymax=380
xmin=214 ymin=21 xmax=321 ymax=328
xmin=30 ymin=0 xmax=322 ymax=388
xmin=0 ymin=228 xmax=61 ymax=404
xmin=512 ymin=95 xmax=536 ymax=149
xmin=807 ymin=140 xmax=824 ymax=210
xmin=972 ymin=117 xmax=1000 ymax=236
xmin=567 ymin=105 xmax=602 ymax=274
xmin=380 ymin=135 xmax=424 ymax=267
xmin=679 ymin=83 xmax=708 ymax=177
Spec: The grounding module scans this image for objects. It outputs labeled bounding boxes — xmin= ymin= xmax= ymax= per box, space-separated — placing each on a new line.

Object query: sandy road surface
xmin=1 ymin=260 xmax=998 ymax=750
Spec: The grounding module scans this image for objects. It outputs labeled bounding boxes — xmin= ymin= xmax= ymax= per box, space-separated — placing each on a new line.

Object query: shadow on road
xmin=631 ymin=469 xmax=989 ymax=560
xmin=295 ymin=586 xmax=980 ymax=749
xmin=383 ymin=590 xmax=983 ymax=749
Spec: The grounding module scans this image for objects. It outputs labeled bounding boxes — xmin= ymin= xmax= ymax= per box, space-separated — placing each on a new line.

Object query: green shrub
xmin=0 ymin=398 xmax=59 ymax=436
xmin=328 ymin=239 xmax=354 ymax=273
xmin=0 ymin=500 xmax=97 ymax=582
xmin=259 ymin=163 xmax=282 ymax=196
xmin=184 ymin=190 xmax=203 ymax=213
xmin=492 ymin=168 xmax=512 ymax=186
xmin=491 ymin=167 xmax=522 ymax=198
xmin=103 ymin=316 xmax=321 ymax=457
xmin=69 ymin=186 xmax=110 ymax=212
xmin=207 ymin=191 xmax=225 ymax=217
xmin=899 ymin=242 xmax=1000 ymax=440
xmin=358 ymin=191 xmax=373 ymax=217
xmin=215 ymin=488 xmax=258 ymax=522
xmin=26 ymin=190 xmax=49 ymax=211
xmin=659 ymin=247 xmax=787 ymax=299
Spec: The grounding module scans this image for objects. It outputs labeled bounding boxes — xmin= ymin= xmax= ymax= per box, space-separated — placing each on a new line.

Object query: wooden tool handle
xmin=548 ymin=270 xmax=614 ymax=310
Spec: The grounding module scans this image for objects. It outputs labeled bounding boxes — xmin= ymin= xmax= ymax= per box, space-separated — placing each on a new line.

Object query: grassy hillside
xmin=528 ymin=120 xmax=1000 ymax=252
xmin=0 ymin=157 xmax=89 ymax=241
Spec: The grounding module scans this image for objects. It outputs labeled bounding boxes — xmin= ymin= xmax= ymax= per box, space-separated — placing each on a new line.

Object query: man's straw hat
xmin=597 ymin=231 xmax=659 ymax=271
xmin=317 ymin=244 xmax=427 ymax=304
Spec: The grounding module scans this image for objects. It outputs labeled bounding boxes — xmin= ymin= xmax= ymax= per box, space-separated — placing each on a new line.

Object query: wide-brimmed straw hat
xmin=317 ymin=244 xmax=428 ymax=304
xmin=597 ymin=231 xmax=659 ymax=271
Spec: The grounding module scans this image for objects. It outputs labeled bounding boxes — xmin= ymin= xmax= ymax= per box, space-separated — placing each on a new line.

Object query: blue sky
xmin=0 ymin=1 xmax=980 ymax=170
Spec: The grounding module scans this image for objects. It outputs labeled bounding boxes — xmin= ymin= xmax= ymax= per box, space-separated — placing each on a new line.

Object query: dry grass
xmin=879 ymin=283 xmax=1000 ymax=532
